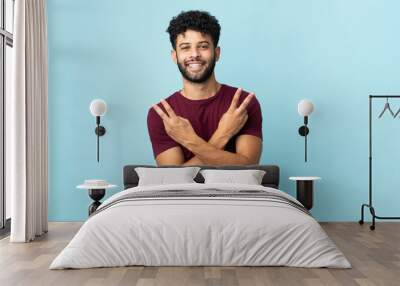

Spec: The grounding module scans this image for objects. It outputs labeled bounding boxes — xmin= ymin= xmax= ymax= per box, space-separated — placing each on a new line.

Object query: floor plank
xmin=0 ymin=222 xmax=399 ymax=286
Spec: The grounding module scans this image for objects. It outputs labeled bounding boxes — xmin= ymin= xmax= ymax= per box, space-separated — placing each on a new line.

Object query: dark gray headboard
xmin=123 ymin=165 xmax=280 ymax=189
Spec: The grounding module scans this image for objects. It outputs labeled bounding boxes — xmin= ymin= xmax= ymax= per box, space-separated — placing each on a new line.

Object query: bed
xmin=50 ymin=165 xmax=351 ymax=269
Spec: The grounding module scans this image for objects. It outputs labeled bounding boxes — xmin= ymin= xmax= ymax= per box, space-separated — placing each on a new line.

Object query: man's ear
xmin=215 ymin=46 xmax=221 ymax=62
xmin=171 ymin=49 xmax=177 ymax=64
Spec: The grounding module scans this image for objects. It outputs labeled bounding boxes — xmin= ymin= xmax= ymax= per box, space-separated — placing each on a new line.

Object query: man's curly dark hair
xmin=166 ymin=10 xmax=221 ymax=50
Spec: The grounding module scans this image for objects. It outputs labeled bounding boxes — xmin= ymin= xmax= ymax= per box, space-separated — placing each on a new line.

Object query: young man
xmin=147 ymin=10 xmax=263 ymax=166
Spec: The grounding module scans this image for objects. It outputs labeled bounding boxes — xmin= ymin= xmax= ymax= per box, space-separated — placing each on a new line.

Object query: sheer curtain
xmin=8 ymin=0 xmax=48 ymax=242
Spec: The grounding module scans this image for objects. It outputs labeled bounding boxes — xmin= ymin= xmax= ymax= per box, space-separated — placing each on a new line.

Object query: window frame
xmin=0 ymin=0 xmax=13 ymax=232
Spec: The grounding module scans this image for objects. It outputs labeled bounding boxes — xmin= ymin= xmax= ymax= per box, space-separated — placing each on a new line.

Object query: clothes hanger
xmin=378 ymin=97 xmax=395 ymax=118
xmin=393 ymin=105 xmax=400 ymax=118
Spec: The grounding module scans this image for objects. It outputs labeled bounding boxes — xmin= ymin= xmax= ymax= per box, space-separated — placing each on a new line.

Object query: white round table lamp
xmin=297 ymin=99 xmax=315 ymax=162
xmin=90 ymin=99 xmax=107 ymax=117
xmin=89 ymin=99 xmax=107 ymax=162
xmin=298 ymin=99 xmax=314 ymax=117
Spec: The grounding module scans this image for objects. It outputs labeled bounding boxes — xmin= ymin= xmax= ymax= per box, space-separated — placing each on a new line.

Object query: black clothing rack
xmin=359 ymin=95 xmax=400 ymax=230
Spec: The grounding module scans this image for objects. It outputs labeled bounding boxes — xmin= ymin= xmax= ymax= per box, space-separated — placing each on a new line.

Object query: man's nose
xmin=189 ymin=48 xmax=200 ymax=58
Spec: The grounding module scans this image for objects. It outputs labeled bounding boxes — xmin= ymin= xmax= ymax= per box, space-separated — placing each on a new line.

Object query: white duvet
xmin=50 ymin=183 xmax=351 ymax=269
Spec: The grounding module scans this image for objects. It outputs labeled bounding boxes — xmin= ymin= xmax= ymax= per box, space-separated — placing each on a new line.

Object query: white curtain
xmin=8 ymin=0 xmax=48 ymax=242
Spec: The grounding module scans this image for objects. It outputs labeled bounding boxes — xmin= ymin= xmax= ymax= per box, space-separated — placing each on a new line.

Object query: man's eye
xmin=181 ymin=46 xmax=189 ymax=50
xmin=200 ymin=45 xmax=208 ymax=49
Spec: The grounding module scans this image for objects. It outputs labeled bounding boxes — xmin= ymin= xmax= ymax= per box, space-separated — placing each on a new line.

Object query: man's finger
xmin=161 ymin=100 xmax=177 ymax=118
xmin=228 ymin=88 xmax=242 ymax=111
xmin=152 ymin=104 xmax=169 ymax=120
xmin=237 ymin=93 xmax=255 ymax=113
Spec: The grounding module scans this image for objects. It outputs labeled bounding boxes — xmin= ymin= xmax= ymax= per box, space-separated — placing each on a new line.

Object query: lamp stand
xmin=94 ymin=116 xmax=106 ymax=162
xmin=298 ymin=116 xmax=309 ymax=162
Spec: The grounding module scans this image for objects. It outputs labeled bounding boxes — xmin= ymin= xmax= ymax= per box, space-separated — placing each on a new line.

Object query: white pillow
xmin=135 ymin=167 xmax=200 ymax=186
xmin=200 ymin=169 xmax=266 ymax=185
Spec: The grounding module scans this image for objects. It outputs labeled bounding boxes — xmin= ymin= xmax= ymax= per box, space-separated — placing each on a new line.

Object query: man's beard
xmin=177 ymin=56 xmax=216 ymax=84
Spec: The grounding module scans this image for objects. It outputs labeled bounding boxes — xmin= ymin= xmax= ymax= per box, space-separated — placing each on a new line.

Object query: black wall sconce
xmin=297 ymin=99 xmax=314 ymax=162
xmin=89 ymin=99 xmax=107 ymax=162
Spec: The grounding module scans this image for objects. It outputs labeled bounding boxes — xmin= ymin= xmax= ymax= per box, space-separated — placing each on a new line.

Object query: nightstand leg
xmin=296 ymin=181 xmax=314 ymax=210
xmin=88 ymin=201 xmax=102 ymax=216
xmin=88 ymin=189 xmax=105 ymax=216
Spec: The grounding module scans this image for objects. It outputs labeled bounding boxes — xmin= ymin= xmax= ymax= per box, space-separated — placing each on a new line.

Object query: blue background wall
xmin=47 ymin=0 xmax=400 ymax=221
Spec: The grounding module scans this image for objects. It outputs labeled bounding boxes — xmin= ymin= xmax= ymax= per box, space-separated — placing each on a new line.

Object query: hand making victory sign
xmin=152 ymin=99 xmax=197 ymax=146
xmin=217 ymin=88 xmax=255 ymax=139
xmin=153 ymin=88 xmax=255 ymax=147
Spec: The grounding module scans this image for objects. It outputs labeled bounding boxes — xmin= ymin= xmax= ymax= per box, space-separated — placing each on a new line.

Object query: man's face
xmin=172 ymin=30 xmax=220 ymax=84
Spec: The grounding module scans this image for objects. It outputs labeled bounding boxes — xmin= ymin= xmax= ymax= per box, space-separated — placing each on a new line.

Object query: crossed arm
xmin=152 ymin=88 xmax=262 ymax=166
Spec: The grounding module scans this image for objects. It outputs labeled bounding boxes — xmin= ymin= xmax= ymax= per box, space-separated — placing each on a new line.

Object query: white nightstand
xmin=289 ymin=177 xmax=321 ymax=210
xmin=77 ymin=180 xmax=117 ymax=215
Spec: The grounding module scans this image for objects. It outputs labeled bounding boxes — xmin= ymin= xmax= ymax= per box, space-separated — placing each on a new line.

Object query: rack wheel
xmin=358 ymin=220 xmax=364 ymax=225
xmin=370 ymin=225 xmax=375 ymax=231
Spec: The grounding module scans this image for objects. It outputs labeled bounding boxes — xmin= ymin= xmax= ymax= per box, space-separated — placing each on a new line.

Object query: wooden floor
xmin=0 ymin=222 xmax=399 ymax=286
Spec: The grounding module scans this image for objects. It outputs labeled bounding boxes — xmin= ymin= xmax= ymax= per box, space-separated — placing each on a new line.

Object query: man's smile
xmin=186 ymin=61 xmax=205 ymax=72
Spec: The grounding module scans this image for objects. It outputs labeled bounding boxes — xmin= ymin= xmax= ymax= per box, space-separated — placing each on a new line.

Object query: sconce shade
xmin=90 ymin=99 xmax=107 ymax=117
xmin=298 ymin=100 xmax=314 ymax=116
